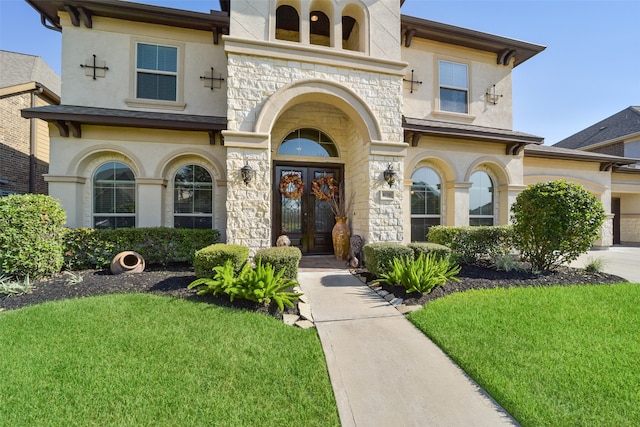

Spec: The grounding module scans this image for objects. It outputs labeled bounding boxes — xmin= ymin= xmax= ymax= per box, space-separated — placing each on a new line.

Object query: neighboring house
xmin=550 ymin=107 xmax=640 ymax=244
xmin=21 ymin=0 xmax=640 ymax=253
xmin=0 ymin=50 xmax=60 ymax=195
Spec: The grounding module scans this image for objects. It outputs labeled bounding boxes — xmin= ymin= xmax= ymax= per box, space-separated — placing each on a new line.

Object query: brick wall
xmin=589 ymin=142 xmax=624 ymax=157
xmin=0 ymin=92 xmax=49 ymax=195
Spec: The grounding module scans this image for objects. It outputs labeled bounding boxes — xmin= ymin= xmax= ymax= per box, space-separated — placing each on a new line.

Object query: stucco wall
xmin=60 ymin=14 xmax=227 ymax=117
xmin=401 ymin=39 xmax=513 ymax=130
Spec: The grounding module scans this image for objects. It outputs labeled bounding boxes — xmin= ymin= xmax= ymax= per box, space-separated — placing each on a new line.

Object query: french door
xmin=274 ymin=163 xmax=342 ymax=254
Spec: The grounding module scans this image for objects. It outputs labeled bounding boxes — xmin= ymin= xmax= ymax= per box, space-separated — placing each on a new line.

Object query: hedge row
xmin=427 ymin=225 xmax=513 ymax=263
xmin=363 ymin=242 xmax=451 ymax=277
xmin=64 ymin=227 xmax=221 ymax=269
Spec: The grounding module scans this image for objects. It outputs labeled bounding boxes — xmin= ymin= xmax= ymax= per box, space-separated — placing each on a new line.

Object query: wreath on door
xmin=279 ymin=174 xmax=304 ymax=200
xmin=312 ymin=175 xmax=339 ymax=201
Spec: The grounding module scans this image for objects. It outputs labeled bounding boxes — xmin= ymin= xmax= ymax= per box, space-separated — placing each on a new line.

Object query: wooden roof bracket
xmin=404 ymin=28 xmax=416 ymax=47
xmin=600 ymin=162 xmax=616 ymax=171
xmin=506 ymin=142 xmax=526 ymax=155
xmin=63 ymin=5 xmax=92 ymax=28
xmin=498 ymin=48 xmax=516 ymax=66
xmin=54 ymin=120 xmax=81 ymax=138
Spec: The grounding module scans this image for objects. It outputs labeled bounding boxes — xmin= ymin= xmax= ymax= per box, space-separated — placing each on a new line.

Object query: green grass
xmin=408 ymin=283 xmax=640 ymax=427
xmin=0 ymin=294 xmax=339 ymax=427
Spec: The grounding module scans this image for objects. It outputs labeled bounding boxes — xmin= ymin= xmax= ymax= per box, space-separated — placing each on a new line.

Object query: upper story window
xmin=310 ymin=10 xmax=331 ymax=46
xmin=439 ymin=61 xmax=468 ymax=114
xmin=136 ymin=43 xmax=178 ymax=101
xmin=341 ymin=4 xmax=364 ymax=52
xmin=278 ymin=128 xmax=338 ymax=157
xmin=469 ymin=171 xmax=494 ymax=226
xmin=276 ymin=5 xmax=300 ymax=42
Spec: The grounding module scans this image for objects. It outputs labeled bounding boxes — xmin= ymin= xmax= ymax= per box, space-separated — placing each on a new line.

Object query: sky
xmin=1 ymin=0 xmax=639 ymax=145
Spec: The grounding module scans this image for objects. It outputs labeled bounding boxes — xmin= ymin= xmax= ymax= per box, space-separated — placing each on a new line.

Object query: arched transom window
xmin=278 ymin=128 xmax=338 ymax=157
xmin=276 ymin=5 xmax=300 ymax=42
xmin=174 ymin=164 xmax=213 ymax=229
xmin=410 ymin=167 xmax=441 ymax=241
xmin=93 ymin=161 xmax=136 ymax=229
xmin=469 ymin=171 xmax=494 ymax=226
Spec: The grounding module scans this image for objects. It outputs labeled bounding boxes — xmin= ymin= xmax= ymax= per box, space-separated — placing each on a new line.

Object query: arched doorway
xmin=273 ymin=128 xmax=342 ymax=254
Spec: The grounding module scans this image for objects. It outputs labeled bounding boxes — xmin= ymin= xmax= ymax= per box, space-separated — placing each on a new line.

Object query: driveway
xmin=570 ymin=246 xmax=640 ymax=283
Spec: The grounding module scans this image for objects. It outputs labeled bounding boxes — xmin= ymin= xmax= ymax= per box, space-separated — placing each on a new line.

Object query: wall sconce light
xmin=383 ymin=164 xmax=396 ymax=187
xmin=240 ymin=162 xmax=254 ymax=185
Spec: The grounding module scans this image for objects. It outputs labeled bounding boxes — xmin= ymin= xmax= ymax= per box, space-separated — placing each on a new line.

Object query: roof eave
xmin=401 ymin=14 xmax=546 ymax=67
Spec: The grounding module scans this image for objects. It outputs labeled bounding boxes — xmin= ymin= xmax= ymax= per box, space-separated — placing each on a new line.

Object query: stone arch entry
xmin=274 ymin=162 xmax=343 ymax=254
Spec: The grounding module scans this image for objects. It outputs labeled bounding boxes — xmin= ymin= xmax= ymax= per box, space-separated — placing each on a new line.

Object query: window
xmin=136 ymin=43 xmax=177 ymax=101
xmin=439 ymin=61 xmax=468 ymax=114
xmin=469 ymin=171 xmax=494 ymax=226
xmin=410 ymin=167 xmax=441 ymax=241
xmin=278 ymin=128 xmax=338 ymax=157
xmin=276 ymin=5 xmax=300 ymax=42
xmin=310 ymin=11 xmax=330 ymax=46
xmin=174 ymin=165 xmax=213 ymax=229
xmin=93 ymin=162 xmax=135 ymax=229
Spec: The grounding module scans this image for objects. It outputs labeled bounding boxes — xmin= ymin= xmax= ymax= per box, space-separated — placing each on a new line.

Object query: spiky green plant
xmin=376 ymin=253 xmax=461 ymax=294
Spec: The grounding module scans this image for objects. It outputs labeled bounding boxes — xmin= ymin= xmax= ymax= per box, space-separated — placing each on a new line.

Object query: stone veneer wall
xmin=620 ymin=215 xmax=640 ymax=243
xmin=225 ymin=53 xmax=404 ymax=251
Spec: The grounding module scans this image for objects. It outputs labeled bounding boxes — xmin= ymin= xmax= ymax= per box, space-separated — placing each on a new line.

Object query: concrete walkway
xmin=569 ymin=245 xmax=640 ymax=283
xmin=298 ymin=257 xmax=517 ymax=427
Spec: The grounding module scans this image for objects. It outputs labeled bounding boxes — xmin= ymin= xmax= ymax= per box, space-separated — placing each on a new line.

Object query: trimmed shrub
xmin=63 ymin=227 xmax=220 ymax=269
xmin=0 ymin=194 xmax=66 ymax=279
xmin=194 ymin=243 xmax=249 ymax=278
xmin=255 ymin=246 xmax=302 ymax=280
xmin=511 ymin=180 xmax=605 ymax=272
xmin=375 ymin=252 xmax=461 ymax=294
xmin=428 ymin=225 xmax=513 ymax=264
xmin=407 ymin=242 xmax=452 ymax=260
xmin=363 ymin=243 xmax=413 ymax=277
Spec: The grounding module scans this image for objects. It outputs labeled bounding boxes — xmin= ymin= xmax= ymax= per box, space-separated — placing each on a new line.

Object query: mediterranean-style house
xmin=1 ymin=50 xmax=60 ymax=196
xmin=21 ymin=0 xmax=640 ymax=255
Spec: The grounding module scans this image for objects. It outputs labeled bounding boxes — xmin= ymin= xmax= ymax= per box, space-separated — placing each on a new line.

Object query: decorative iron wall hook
xmin=403 ymin=69 xmax=422 ymax=94
xmin=80 ymin=54 xmax=109 ymax=80
xmin=200 ymin=67 xmax=225 ymax=90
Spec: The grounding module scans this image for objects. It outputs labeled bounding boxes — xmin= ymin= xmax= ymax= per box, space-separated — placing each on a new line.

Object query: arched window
xmin=276 ymin=5 xmax=300 ymax=42
xmin=310 ymin=10 xmax=330 ymax=46
xmin=341 ymin=4 xmax=364 ymax=52
xmin=174 ymin=165 xmax=213 ymax=229
xmin=93 ymin=161 xmax=135 ymax=229
xmin=278 ymin=128 xmax=338 ymax=157
xmin=469 ymin=171 xmax=494 ymax=226
xmin=410 ymin=167 xmax=441 ymax=241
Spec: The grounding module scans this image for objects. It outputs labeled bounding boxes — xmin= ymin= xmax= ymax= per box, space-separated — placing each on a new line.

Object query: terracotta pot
xmin=110 ymin=251 xmax=145 ymax=275
xmin=332 ymin=217 xmax=350 ymax=260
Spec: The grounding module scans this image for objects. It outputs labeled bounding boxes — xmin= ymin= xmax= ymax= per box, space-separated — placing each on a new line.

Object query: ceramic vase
xmin=332 ymin=217 xmax=350 ymax=260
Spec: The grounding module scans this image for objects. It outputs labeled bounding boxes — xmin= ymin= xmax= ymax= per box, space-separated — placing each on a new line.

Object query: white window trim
xmin=434 ymin=58 xmax=474 ymax=119
xmin=126 ymin=38 xmax=186 ymax=110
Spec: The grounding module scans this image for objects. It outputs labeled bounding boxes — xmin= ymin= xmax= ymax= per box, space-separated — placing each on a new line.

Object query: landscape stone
xmin=298 ymin=302 xmax=314 ymax=322
xmin=390 ymin=298 xmax=403 ymax=306
xmin=384 ymin=294 xmax=395 ymax=302
xmin=377 ymin=290 xmax=389 ymax=297
xmin=397 ymin=304 xmax=423 ymax=314
xmin=283 ymin=314 xmax=300 ymax=326
xmin=295 ymin=320 xmax=315 ymax=329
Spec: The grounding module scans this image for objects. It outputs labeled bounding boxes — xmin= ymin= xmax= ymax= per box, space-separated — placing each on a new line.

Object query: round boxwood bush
xmin=510 ymin=180 xmax=605 ymax=272
xmin=0 ymin=194 xmax=66 ymax=279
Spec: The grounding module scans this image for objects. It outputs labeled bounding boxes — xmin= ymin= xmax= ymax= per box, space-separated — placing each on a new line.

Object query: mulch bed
xmin=1 ymin=262 xmax=628 ymax=315
xmin=0 ymin=264 xmax=298 ymax=319
xmin=356 ymin=261 xmax=628 ymax=306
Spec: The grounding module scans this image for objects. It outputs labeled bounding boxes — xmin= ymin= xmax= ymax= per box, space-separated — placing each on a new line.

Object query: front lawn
xmin=0 ymin=294 xmax=339 ymax=427
xmin=409 ymin=283 xmax=640 ymax=426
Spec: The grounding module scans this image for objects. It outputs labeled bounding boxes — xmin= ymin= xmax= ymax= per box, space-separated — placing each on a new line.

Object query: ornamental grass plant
xmin=375 ymin=252 xmax=461 ymax=294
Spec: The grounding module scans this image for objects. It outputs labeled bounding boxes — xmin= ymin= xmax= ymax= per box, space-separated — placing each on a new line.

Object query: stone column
xmin=223 ymin=131 xmax=271 ymax=255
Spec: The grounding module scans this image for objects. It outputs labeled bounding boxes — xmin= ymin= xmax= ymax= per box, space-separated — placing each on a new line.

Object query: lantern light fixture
xmin=383 ymin=164 xmax=396 ymax=187
xmin=240 ymin=162 xmax=254 ymax=185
